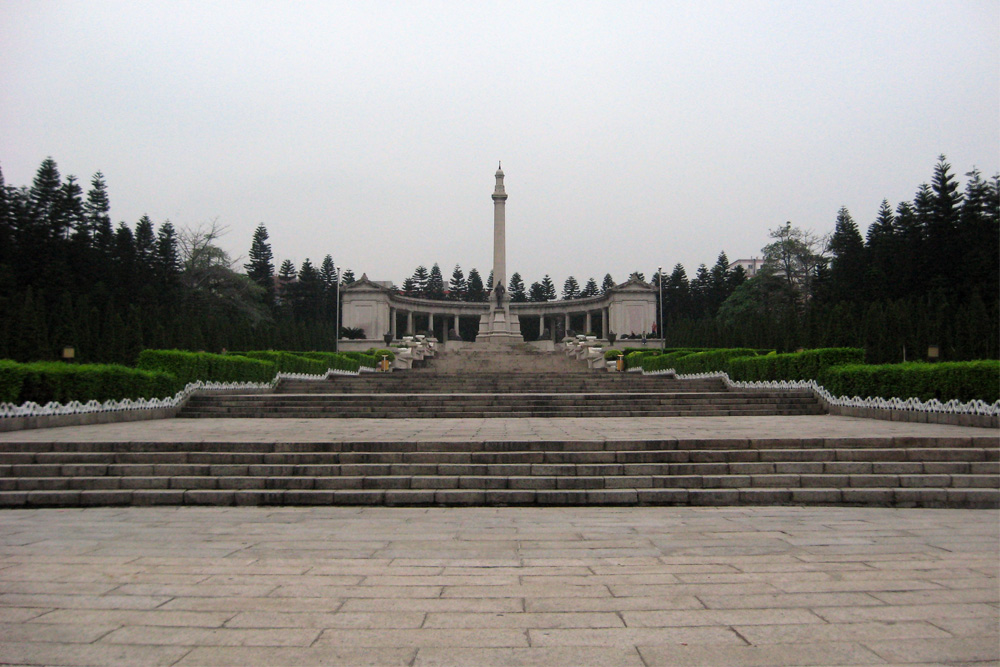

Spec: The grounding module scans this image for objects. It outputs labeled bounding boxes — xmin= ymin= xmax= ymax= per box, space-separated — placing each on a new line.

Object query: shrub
xmin=239 ymin=351 xmax=328 ymax=375
xmin=670 ymin=348 xmax=763 ymax=375
xmin=16 ymin=361 xmax=180 ymax=405
xmin=366 ymin=348 xmax=396 ymax=362
xmin=0 ymin=360 xmax=30 ymax=403
xmin=603 ymin=349 xmax=623 ymax=361
xmin=728 ymin=348 xmax=864 ymax=382
xmin=340 ymin=351 xmax=378 ymax=369
xmin=639 ymin=350 xmax=700 ymax=373
xmin=818 ymin=360 xmax=1000 ymax=403
xmin=340 ymin=326 xmax=366 ymax=340
xmin=295 ymin=351 xmax=362 ymax=373
xmin=138 ymin=350 xmax=275 ymax=385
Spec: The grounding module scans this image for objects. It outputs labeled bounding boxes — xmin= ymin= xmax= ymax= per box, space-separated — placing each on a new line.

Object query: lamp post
xmin=658 ymin=266 xmax=665 ymax=352
xmin=334 ymin=267 xmax=340 ymax=353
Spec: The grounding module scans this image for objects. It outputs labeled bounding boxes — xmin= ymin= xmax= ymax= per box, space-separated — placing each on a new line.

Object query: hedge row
xmin=1 ymin=360 xmax=179 ymax=405
xmin=295 ymin=351 xmax=361 ymax=373
xmin=728 ymin=348 xmax=864 ymax=382
xmin=137 ymin=350 xmax=276 ymax=385
xmin=667 ymin=348 xmax=762 ymax=375
xmin=237 ymin=351 xmax=328 ymax=375
xmin=817 ymin=361 xmax=1000 ymax=403
xmin=340 ymin=351 xmax=378 ymax=369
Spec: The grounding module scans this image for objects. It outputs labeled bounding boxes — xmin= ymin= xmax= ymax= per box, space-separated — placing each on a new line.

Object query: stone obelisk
xmin=492 ymin=162 xmax=507 ymax=293
xmin=478 ymin=162 xmax=522 ymax=345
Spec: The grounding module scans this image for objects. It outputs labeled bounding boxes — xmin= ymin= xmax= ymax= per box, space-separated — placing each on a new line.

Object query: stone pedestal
xmin=477 ymin=302 xmax=523 ymax=346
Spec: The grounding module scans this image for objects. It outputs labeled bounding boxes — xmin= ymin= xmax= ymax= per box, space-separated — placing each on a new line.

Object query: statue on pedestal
xmin=493 ymin=283 xmax=506 ymax=309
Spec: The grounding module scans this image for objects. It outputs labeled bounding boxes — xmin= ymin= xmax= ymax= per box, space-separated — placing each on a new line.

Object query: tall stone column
xmin=492 ymin=163 xmax=507 ymax=296
xmin=477 ymin=163 xmax=523 ymax=345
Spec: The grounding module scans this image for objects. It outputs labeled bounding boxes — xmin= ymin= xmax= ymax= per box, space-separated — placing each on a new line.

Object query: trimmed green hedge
xmin=638 ymin=350 xmax=701 ymax=373
xmin=238 ymin=351 xmax=328 ymax=375
xmin=0 ymin=360 xmax=28 ymax=403
xmin=295 ymin=351 xmax=362 ymax=373
xmin=728 ymin=348 xmax=864 ymax=382
xmin=603 ymin=349 xmax=623 ymax=361
xmin=818 ymin=361 xmax=1000 ymax=403
xmin=666 ymin=348 xmax=763 ymax=375
xmin=340 ymin=351 xmax=378 ymax=369
xmin=8 ymin=361 xmax=179 ymax=405
xmin=138 ymin=350 xmax=276 ymax=385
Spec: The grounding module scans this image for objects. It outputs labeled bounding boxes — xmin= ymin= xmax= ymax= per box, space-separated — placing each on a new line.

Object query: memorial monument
xmin=476 ymin=162 xmax=524 ymax=344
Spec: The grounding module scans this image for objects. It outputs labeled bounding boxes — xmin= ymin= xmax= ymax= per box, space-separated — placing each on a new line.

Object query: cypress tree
xmin=508 ymin=272 xmax=527 ymax=302
xmin=245 ymin=223 xmax=276 ymax=308
xmin=541 ymin=275 xmax=557 ymax=301
xmin=426 ymin=264 xmax=445 ymax=300
xmin=466 ymin=268 xmax=485 ymax=302
xmin=601 ymin=273 xmax=615 ymax=294
xmin=448 ymin=265 xmax=467 ymax=300
xmin=562 ymin=276 xmax=580 ymax=300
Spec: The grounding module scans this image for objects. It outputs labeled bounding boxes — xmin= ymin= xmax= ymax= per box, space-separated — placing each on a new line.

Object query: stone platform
xmin=0 ymin=505 xmax=996 ymax=666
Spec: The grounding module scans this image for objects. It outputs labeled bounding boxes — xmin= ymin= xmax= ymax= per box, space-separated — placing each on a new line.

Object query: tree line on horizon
xmin=0 ymin=155 xmax=996 ymax=364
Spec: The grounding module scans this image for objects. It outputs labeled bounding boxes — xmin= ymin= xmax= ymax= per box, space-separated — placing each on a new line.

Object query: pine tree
xmin=562 ymin=276 xmax=580 ymax=300
xmin=466 ymin=268 xmax=485 ymax=302
xmin=58 ymin=175 xmax=86 ymax=242
xmin=486 ymin=270 xmax=494 ymax=293
xmin=426 ymin=263 xmax=445 ymax=300
xmin=601 ymin=273 xmax=615 ymax=294
xmin=665 ymin=264 xmax=689 ymax=321
xmin=508 ymin=272 xmax=527 ymax=302
xmin=690 ymin=264 xmax=710 ymax=318
xmin=708 ymin=252 xmax=731 ymax=315
xmin=155 ymin=222 xmax=182 ymax=300
xmin=245 ymin=223 xmax=276 ymax=308
xmin=341 ymin=268 xmax=355 ymax=285
xmin=319 ymin=255 xmax=337 ymax=322
xmin=402 ymin=277 xmax=417 ymax=296
xmin=448 ymin=264 xmax=467 ymax=300
xmin=826 ymin=206 xmax=865 ymax=303
xmin=294 ymin=258 xmax=322 ymax=320
xmin=277 ymin=259 xmax=297 ymax=306
xmin=134 ymin=215 xmax=156 ymax=273
xmin=541 ymin=275 xmax=557 ymax=301
xmin=28 ymin=157 xmax=62 ymax=237
xmin=528 ymin=281 xmax=546 ymax=302
xmin=581 ymin=277 xmax=599 ymax=298
xmin=410 ymin=265 xmax=429 ymax=296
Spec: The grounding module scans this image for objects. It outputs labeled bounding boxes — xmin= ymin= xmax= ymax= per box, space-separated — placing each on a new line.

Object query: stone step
xmin=0 ymin=486 xmax=995 ymax=509
xmin=4 ymin=473 xmax=996 ymax=491
xmin=0 ymin=450 xmax=1000 ymax=478
xmin=2 ymin=438 xmax=995 ymax=455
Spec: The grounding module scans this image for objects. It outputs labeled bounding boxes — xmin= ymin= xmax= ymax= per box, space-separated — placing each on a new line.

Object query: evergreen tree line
xmin=657 ymin=157 xmax=999 ymax=362
xmin=0 ymin=158 xmax=357 ymax=364
xmin=3 ymin=155 xmax=995 ymax=364
xmin=400 ymin=263 xmax=622 ymax=304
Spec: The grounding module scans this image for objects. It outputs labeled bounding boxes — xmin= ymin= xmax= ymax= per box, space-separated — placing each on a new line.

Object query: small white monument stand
xmin=476 ymin=163 xmax=523 ymax=345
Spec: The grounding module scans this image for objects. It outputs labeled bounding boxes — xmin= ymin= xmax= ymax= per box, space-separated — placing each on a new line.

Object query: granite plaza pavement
xmin=0 ymin=414 xmax=997 ymax=666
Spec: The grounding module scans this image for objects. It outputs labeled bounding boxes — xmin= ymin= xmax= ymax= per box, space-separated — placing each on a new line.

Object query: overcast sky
xmin=2 ymin=1 xmax=997 ymax=288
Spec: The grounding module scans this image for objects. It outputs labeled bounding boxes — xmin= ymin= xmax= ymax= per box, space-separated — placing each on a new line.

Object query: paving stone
xmin=413 ymin=646 xmax=646 ymax=666
xmin=637 ymin=641 xmax=886 ymax=666
xmin=0 ymin=642 xmax=191 ymax=666
xmin=174 ymin=646 xmax=416 ymax=666
xmin=864 ymin=636 xmax=1000 ymax=664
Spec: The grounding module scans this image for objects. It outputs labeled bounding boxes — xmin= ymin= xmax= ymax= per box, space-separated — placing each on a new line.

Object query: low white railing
xmin=642 ymin=368 xmax=1000 ymax=417
xmin=0 ymin=368 xmax=359 ymax=419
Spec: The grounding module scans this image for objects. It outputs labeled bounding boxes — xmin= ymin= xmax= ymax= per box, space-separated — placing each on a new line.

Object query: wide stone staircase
xmin=2 ymin=350 xmax=997 ymax=508
xmin=179 ymin=373 xmax=824 ymax=419
xmin=0 ymin=436 xmax=996 ymax=508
